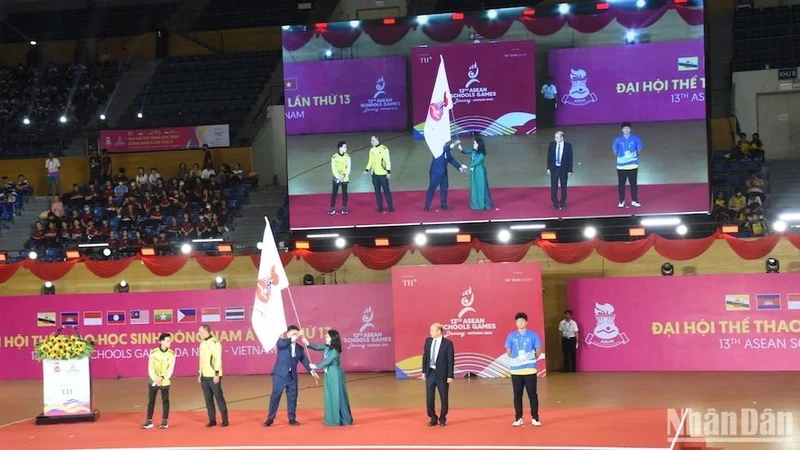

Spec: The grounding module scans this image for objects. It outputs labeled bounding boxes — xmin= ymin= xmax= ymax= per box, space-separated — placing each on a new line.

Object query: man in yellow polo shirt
xmin=142 ymin=332 xmax=176 ymax=429
xmin=363 ymin=135 xmax=394 ymax=213
xmin=198 ymin=324 xmax=229 ymax=427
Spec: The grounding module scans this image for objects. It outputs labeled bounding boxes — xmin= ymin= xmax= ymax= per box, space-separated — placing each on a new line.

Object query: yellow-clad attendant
xmin=363 ymin=135 xmax=394 ymax=213
xmin=198 ymin=324 xmax=229 ymax=427
xmin=142 ymin=332 xmax=176 ymax=429
xmin=329 ymin=141 xmax=351 ymax=215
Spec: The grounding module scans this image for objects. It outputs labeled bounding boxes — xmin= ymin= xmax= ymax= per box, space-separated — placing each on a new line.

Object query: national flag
xmin=284 ymin=78 xmax=297 ymax=91
xmin=756 ymin=294 xmax=781 ymax=310
xmin=107 ymin=311 xmax=126 ymax=325
xmin=178 ymin=308 xmax=197 ymax=323
xmin=60 ymin=312 xmax=79 ymax=326
xmin=154 ymin=309 xmax=173 ymax=323
xmin=788 ymin=293 xmax=800 ymax=310
xmin=130 ymin=310 xmax=150 ymax=325
xmin=725 ymin=294 xmax=750 ymax=311
xmin=226 ymin=307 xmax=245 ymax=321
xmin=423 ymin=55 xmax=454 ymax=160
xmin=678 ymin=56 xmax=699 ymax=71
xmin=37 ymin=312 xmax=56 ymax=327
xmin=201 ymin=307 xmax=221 ymax=322
xmin=83 ymin=311 xmax=102 ymax=326
xmin=251 ymin=219 xmax=290 ymax=352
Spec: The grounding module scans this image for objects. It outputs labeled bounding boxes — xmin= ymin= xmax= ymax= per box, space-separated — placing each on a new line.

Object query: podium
xmin=35 ymin=346 xmax=100 ymax=424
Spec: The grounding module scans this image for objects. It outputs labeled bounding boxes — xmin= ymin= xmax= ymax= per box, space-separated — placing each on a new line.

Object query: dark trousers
xmin=562 ymin=337 xmax=577 ymax=372
xmin=511 ymin=374 xmax=539 ymax=421
xmin=540 ymin=99 xmax=556 ymax=128
xmin=617 ymin=168 xmax=638 ymax=203
xmin=146 ymin=385 xmax=170 ymax=421
xmin=424 ymin=172 xmax=449 ymax=208
xmin=372 ymin=174 xmax=393 ymax=211
xmin=267 ymin=375 xmax=298 ymax=421
xmin=550 ymin=167 xmax=568 ymax=206
xmin=200 ymin=376 xmax=228 ymax=423
xmin=425 ymin=369 xmax=449 ymax=423
xmin=330 ymin=179 xmax=348 ymax=209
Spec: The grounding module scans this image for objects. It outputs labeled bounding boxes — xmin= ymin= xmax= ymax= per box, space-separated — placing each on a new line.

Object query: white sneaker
xmin=512 ymin=418 xmax=524 ymax=427
xmin=532 ymin=419 xmax=542 ymax=426
xmin=631 ymin=201 xmax=641 ymax=207
xmin=618 ymin=202 xmax=625 ymax=208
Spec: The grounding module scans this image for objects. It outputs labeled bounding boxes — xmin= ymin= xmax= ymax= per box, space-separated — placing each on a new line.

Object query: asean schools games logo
xmin=360 ymin=76 xmax=401 ymax=114
xmin=343 ymin=306 xmax=392 ymax=351
xmin=443 ymin=286 xmax=498 ymax=338
xmin=585 ymin=302 xmax=629 ymax=348
xmin=453 ymin=62 xmax=497 ymax=105
xmin=562 ymin=69 xmax=598 ymax=107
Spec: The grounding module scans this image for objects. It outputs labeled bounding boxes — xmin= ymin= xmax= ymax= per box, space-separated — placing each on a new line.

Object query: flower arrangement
xmin=34 ymin=333 xmax=94 ymax=361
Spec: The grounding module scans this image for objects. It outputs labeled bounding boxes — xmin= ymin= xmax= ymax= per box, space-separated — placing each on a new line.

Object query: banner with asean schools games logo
xmin=411 ymin=40 xmax=537 ymax=138
xmin=0 ymin=285 xmax=394 ymax=380
xmin=568 ymin=273 xmax=800 ymax=371
xmin=391 ymin=263 xmax=545 ymax=379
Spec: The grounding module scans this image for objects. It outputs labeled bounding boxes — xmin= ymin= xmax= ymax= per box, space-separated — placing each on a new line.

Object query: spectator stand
xmin=733 ymin=4 xmax=800 ymax=72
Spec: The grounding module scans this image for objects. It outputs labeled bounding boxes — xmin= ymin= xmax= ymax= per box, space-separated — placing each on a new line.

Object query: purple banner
xmin=283 ymin=56 xmax=408 ymax=135
xmin=411 ymin=40 xmax=537 ymax=137
xmin=549 ymin=39 xmax=706 ymax=126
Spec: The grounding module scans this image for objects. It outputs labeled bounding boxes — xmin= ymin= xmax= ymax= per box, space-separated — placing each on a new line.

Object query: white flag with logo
xmin=251 ymin=218 xmax=289 ymax=352
xmin=424 ymin=55 xmax=453 ymax=159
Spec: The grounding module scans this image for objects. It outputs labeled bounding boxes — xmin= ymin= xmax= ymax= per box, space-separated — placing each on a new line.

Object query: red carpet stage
xmin=288 ymin=183 xmax=709 ymax=229
xmin=1 ymin=408 xmax=705 ymax=450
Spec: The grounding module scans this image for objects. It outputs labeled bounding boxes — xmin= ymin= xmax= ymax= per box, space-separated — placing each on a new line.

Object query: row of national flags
xmin=36 ymin=307 xmax=248 ymax=327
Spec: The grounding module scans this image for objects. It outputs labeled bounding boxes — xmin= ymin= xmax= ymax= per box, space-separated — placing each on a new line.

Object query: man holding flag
xmin=423 ymin=56 xmax=466 ymax=212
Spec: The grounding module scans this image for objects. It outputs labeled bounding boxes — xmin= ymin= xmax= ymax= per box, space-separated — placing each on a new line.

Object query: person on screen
xmin=422 ymin=322 xmax=454 ymax=426
xmin=264 ymin=325 xmax=319 ymax=427
xmin=424 ymin=139 xmax=466 ymax=212
xmin=547 ymin=131 xmax=573 ymax=210
xmin=460 ymin=137 xmax=493 ymax=211
xmin=300 ymin=329 xmax=354 ymax=426
xmin=363 ymin=136 xmax=394 ymax=213
xmin=142 ymin=332 xmax=176 ymax=429
xmin=540 ymin=77 xmax=558 ymax=129
xmin=329 ymin=141 xmax=351 ymax=215
xmin=612 ymin=122 xmax=642 ymax=208
xmin=558 ymin=310 xmax=579 ymax=373
xmin=506 ymin=312 xmax=542 ymax=427
xmin=198 ymin=324 xmax=229 ymax=427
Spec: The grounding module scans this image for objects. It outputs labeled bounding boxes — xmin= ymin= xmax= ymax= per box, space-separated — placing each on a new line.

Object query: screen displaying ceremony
xmin=283 ymin=5 xmax=709 ymax=229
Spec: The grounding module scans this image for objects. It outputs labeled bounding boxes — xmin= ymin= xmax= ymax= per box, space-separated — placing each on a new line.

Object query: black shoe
xmin=159 ymin=420 xmax=168 ymax=429
xmin=206 ymin=421 xmax=217 ymax=427
xmin=141 ymin=419 xmax=154 ymax=429
xmin=221 ymin=421 xmax=229 ymax=427
xmin=441 ymin=205 xmax=451 ymax=211
xmin=439 ymin=420 xmax=447 ymax=426
xmin=263 ymin=420 xmax=273 ymax=427
xmin=289 ymin=420 xmax=300 ymax=426
xmin=428 ymin=420 xmax=438 ymax=426
xmin=552 ymin=204 xmax=559 ymax=210
xmin=388 ymin=207 xmax=394 ymax=212
xmin=424 ymin=206 xmax=430 ymax=212
xmin=559 ymin=202 xmax=566 ymax=209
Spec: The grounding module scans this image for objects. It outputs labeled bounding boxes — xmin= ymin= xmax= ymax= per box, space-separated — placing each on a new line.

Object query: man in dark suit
xmin=421 ymin=322 xmax=455 ymax=426
xmin=263 ymin=325 xmax=318 ymax=427
xmin=424 ymin=139 xmax=466 ymax=212
xmin=547 ymin=131 xmax=574 ymax=210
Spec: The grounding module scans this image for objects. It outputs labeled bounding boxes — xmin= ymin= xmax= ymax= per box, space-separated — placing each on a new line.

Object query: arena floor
xmin=2 ymin=372 xmax=799 ymax=450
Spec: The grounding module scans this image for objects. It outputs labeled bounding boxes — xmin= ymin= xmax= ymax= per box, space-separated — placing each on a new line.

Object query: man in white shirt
xmin=558 ymin=310 xmax=579 ymax=372
xmin=45 ymin=152 xmax=61 ymax=196
xmin=540 ymin=77 xmax=558 ymax=129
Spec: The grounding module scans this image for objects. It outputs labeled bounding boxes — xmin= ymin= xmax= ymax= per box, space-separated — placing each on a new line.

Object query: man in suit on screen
xmin=547 ymin=131 xmax=573 ymax=210
xmin=424 ymin=139 xmax=466 ymax=212
xmin=421 ymin=323 xmax=454 ymax=427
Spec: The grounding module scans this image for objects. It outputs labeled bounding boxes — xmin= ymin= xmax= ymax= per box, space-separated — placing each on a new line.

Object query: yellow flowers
xmin=35 ymin=334 xmax=94 ymax=361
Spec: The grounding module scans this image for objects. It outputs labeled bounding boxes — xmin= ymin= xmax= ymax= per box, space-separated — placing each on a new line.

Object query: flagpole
xmin=285 ymin=286 xmax=318 ymax=385
xmin=449 ymin=108 xmax=469 ymax=180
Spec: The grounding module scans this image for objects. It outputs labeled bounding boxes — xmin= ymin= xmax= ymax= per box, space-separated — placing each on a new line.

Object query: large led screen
xmin=282 ymin=3 xmax=709 ymax=230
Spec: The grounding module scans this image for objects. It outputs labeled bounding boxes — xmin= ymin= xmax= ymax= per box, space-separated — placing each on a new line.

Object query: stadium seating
xmin=0 ymin=3 xmax=176 ymax=42
xmin=116 ymin=51 xmax=279 ymax=131
xmin=732 ymin=4 xmax=800 ymax=72
xmin=192 ymin=0 xmax=311 ymax=30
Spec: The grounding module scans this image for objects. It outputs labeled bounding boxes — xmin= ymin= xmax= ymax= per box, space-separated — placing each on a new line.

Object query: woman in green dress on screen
xmin=301 ymin=329 xmax=353 ymax=426
xmin=460 ymin=137 xmax=493 ymax=211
